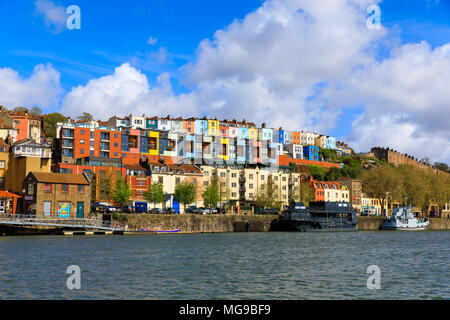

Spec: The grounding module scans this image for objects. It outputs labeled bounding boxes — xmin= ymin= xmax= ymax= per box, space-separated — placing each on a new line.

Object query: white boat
xmin=382 ymin=207 xmax=430 ymax=230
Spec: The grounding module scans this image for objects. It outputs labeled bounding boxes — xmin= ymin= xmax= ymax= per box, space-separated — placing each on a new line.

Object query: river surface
xmin=0 ymin=231 xmax=448 ymax=299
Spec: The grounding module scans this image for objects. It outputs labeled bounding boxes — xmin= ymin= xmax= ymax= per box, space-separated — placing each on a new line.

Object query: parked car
xmin=164 ymin=207 xmax=176 ymax=214
xmin=148 ymin=208 xmax=164 ymax=214
xmin=215 ymin=207 xmax=226 ymax=214
xmin=185 ymin=206 xmax=197 ymax=214
xmin=200 ymin=207 xmax=212 ymax=214
xmin=195 ymin=207 xmax=205 ymax=215
xmin=121 ymin=205 xmax=136 ymax=214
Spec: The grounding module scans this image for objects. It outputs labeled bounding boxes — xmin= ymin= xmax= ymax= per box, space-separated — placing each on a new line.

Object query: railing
xmin=0 ymin=214 xmax=123 ymax=231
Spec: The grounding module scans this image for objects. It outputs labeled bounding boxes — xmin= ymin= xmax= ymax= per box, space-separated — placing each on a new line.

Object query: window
xmin=261 ymin=175 xmax=264 ymax=180
xmin=80 ymin=149 xmax=84 ymax=154
xmin=231 ymin=173 xmax=237 ymax=178
xmin=158 ymin=177 xmax=163 ymax=184
xmin=249 ymin=184 xmax=253 ymax=189
xmin=0 ymin=161 xmax=4 ymax=169
xmin=249 ymin=174 xmax=253 ymax=180
xmin=80 ymin=139 xmax=85 ymax=144
xmin=61 ymin=184 xmax=68 ymax=193
xmin=232 ymin=183 xmax=237 ymax=188
xmin=114 ymin=133 xmax=118 ymax=138
xmin=28 ymin=184 xmax=34 ymax=195
xmin=44 ymin=184 xmax=52 ymax=193
xmin=176 ymin=178 xmax=181 ymax=184
xmin=220 ymin=172 xmax=226 ymax=177
xmin=282 ymin=177 xmax=286 ymax=181
xmin=204 ymin=181 xmax=209 ymax=186
xmin=78 ymin=185 xmax=84 ymax=193
xmin=232 ymin=192 xmax=237 ymax=197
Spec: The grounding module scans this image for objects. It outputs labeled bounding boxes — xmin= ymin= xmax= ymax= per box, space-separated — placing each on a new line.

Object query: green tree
xmin=361 ymin=165 xmax=404 ymax=215
xmin=111 ymin=175 xmax=133 ymax=207
xmin=144 ymin=182 xmax=165 ymax=208
xmin=30 ymin=106 xmax=43 ymax=115
xmin=293 ymin=180 xmax=315 ymax=206
xmin=77 ymin=112 xmax=93 ymax=122
xmin=174 ymin=181 xmax=196 ymax=212
xmin=308 ymin=165 xmax=326 ymax=180
xmin=255 ymin=179 xmax=280 ymax=209
xmin=43 ymin=112 xmax=67 ymax=138
xmin=325 ymin=167 xmax=342 ymax=181
xmin=202 ymin=185 xmax=220 ymax=207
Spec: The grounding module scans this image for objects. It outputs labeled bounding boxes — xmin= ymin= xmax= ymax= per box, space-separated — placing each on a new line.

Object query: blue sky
xmin=0 ymin=0 xmax=449 ymax=162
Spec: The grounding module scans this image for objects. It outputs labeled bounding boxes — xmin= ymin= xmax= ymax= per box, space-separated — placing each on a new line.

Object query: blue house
xmin=303 ymin=146 xmax=319 ymax=161
xmin=195 ymin=120 xmax=208 ymax=135
xmin=326 ymin=136 xmax=337 ymax=150
xmin=278 ymin=129 xmax=284 ymax=145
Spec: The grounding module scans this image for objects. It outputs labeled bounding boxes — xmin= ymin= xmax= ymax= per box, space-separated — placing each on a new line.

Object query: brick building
xmin=22 ymin=172 xmax=91 ymax=218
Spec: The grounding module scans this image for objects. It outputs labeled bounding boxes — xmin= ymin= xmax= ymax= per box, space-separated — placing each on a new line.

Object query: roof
xmin=30 ymin=172 xmax=90 ymax=185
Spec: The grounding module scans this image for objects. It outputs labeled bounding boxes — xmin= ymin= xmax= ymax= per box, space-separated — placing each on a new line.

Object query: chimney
xmin=262 ymin=122 xmax=266 ymax=128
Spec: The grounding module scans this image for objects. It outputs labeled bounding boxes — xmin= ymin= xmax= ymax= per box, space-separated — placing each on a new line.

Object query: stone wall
xmin=117 ymin=214 xmax=279 ymax=233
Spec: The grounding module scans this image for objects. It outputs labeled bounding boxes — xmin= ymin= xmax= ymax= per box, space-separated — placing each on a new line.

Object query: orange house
xmin=310 ymin=179 xmax=325 ymax=201
xmin=292 ymin=131 xmax=301 ymax=145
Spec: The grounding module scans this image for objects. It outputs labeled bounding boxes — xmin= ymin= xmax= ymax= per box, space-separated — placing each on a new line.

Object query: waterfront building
xmin=6 ymin=139 xmax=52 ymax=194
xmin=22 ymin=171 xmax=91 ymax=218
xmin=125 ymin=164 xmax=152 ymax=211
xmin=0 ymin=189 xmax=21 ymax=214
xmin=338 ymin=177 xmax=362 ymax=214
xmin=149 ymin=162 xmax=203 ymax=212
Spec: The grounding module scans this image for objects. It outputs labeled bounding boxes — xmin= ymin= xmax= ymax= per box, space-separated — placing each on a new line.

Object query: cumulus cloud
xmin=0 ymin=63 xmax=63 ymax=109
xmin=34 ymin=0 xmax=67 ymax=33
xmin=60 ymin=63 xmax=201 ymax=119
xmin=326 ymin=41 xmax=450 ymax=162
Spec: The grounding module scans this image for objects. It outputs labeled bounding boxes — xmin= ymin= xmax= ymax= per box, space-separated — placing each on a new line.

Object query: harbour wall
xmin=117 ymin=214 xmax=279 ymax=233
xmin=356 ymin=216 xmax=450 ymax=230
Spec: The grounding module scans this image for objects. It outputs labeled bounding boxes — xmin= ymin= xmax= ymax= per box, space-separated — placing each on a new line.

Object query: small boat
xmin=141 ymin=229 xmax=181 ymax=233
xmin=381 ymin=207 xmax=429 ymax=230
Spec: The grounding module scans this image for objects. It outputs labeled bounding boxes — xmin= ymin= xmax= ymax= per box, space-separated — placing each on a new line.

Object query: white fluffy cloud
xmin=56 ymin=0 xmax=450 ymax=163
xmin=0 ymin=63 xmax=63 ymax=110
xmin=60 ymin=63 xmax=201 ymax=119
xmin=34 ymin=0 xmax=67 ymax=33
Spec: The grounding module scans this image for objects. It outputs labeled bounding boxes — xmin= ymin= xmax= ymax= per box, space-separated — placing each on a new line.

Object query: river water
xmin=0 ymin=231 xmax=448 ymax=299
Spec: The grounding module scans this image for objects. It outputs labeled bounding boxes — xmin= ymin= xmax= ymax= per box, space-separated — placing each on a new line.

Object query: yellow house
xmin=207 ymin=119 xmax=220 ymax=136
xmin=248 ymin=127 xmax=258 ymax=140
xmin=148 ymin=131 xmax=159 ymax=156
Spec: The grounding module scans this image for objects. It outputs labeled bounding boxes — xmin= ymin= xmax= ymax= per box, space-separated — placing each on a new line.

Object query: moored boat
xmin=381 ymin=207 xmax=429 ymax=230
xmin=270 ymin=201 xmax=357 ymax=232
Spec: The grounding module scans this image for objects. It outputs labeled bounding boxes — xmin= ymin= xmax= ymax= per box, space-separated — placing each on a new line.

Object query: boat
xmin=270 ymin=201 xmax=357 ymax=232
xmin=381 ymin=207 xmax=429 ymax=230
xmin=141 ymin=229 xmax=181 ymax=233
